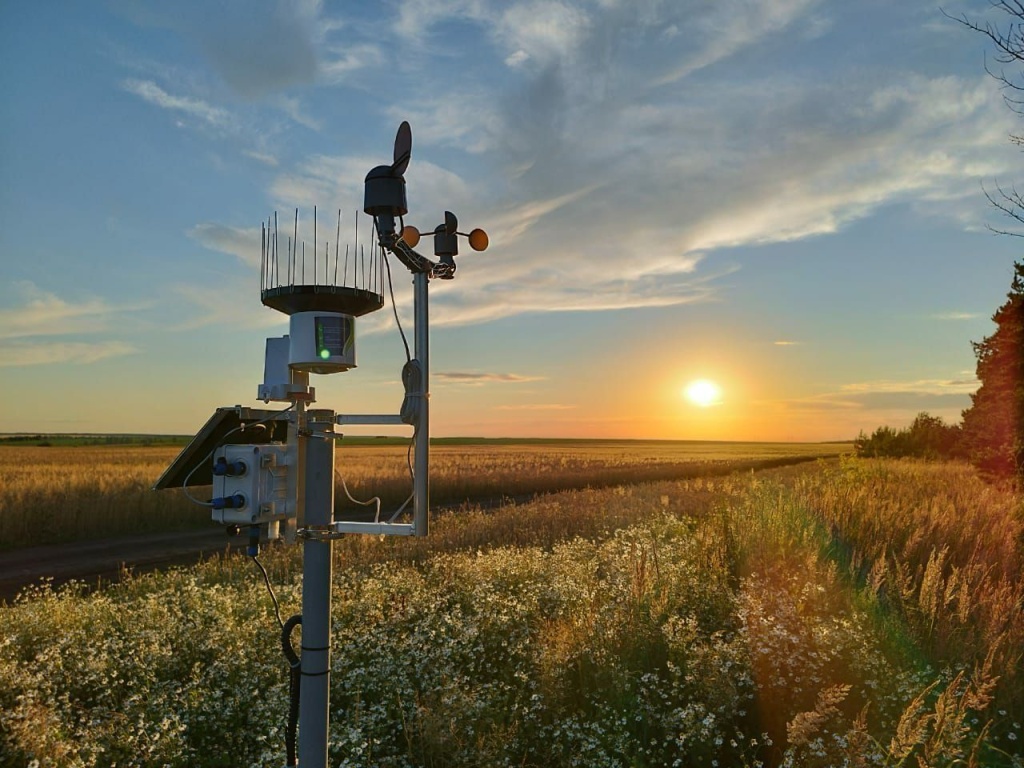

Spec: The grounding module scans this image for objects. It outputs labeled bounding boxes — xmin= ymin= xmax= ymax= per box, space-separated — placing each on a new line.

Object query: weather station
xmin=154 ymin=122 xmax=489 ymax=768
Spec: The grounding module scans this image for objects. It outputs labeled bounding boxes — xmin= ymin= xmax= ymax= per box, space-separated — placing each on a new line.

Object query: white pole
xmin=298 ymin=409 xmax=335 ymax=767
xmin=413 ymin=272 xmax=429 ymax=537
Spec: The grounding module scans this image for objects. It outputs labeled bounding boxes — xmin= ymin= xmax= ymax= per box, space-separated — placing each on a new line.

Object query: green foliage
xmin=854 ymin=413 xmax=961 ymax=460
xmin=961 ymin=261 xmax=1024 ymax=483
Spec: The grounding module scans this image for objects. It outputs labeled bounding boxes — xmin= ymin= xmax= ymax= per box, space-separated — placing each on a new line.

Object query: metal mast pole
xmin=413 ymin=271 xmax=429 ymax=538
xmin=299 ymin=408 xmax=335 ymax=767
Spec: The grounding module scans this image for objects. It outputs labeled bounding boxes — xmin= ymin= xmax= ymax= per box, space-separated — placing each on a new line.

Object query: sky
xmin=0 ymin=0 xmax=1021 ymax=442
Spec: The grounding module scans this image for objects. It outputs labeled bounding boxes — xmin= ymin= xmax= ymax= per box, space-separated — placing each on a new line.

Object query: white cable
xmin=179 ymin=405 xmax=294 ymax=508
xmin=334 ymin=468 xmax=382 ymax=522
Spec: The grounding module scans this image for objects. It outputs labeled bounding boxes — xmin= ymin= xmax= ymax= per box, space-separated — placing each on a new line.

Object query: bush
xmin=854 ymin=413 xmax=961 ymax=460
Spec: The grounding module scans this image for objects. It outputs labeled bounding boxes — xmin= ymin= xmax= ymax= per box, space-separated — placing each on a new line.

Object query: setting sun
xmin=684 ymin=379 xmax=722 ymax=408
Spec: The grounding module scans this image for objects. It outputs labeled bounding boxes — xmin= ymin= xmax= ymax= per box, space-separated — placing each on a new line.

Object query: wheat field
xmin=0 ymin=441 xmax=844 ymax=549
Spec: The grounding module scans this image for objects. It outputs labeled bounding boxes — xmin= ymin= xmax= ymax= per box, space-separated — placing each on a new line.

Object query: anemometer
xmin=154 ymin=122 xmax=489 ymax=767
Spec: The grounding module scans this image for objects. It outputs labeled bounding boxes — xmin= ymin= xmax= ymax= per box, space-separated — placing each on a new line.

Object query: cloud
xmin=272 ymin=95 xmax=322 ymax=132
xmin=320 ymin=43 xmax=384 ymax=85
xmin=496 ymin=1 xmax=592 ymax=67
xmin=773 ymin=340 xmax=801 ymax=346
xmin=188 ymin=222 xmax=264 ymax=268
xmin=243 ymin=149 xmax=279 ymax=166
xmin=844 ymin=391 xmax=972 ymax=411
xmin=772 ymin=374 xmax=980 ymax=419
xmin=117 ymin=1 xmax=382 ymax=99
xmin=394 ymin=0 xmax=491 ymax=41
xmin=496 ymin=403 xmax=576 ymax=410
xmin=0 ymin=341 xmax=139 ymax=367
xmin=654 ymin=0 xmax=822 ymax=85
xmin=167 ymin=284 xmax=286 ymax=331
xmin=384 ymin=94 xmax=502 ymax=154
xmin=434 ymin=371 xmax=544 ymax=384
xmin=840 ymin=378 xmax=978 ymax=396
xmin=188 ymin=2 xmax=1017 ymax=329
xmin=933 ymin=311 xmax=981 ymax=320
xmin=122 ymin=79 xmax=231 ymax=127
xmin=0 ymin=283 xmax=145 ymax=367
xmin=0 ymin=282 xmax=143 ymax=340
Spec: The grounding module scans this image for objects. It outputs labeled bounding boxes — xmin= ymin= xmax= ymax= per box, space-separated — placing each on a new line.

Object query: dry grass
xmin=0 ymin=441 xmax=845 ymax=549
xmin=791 ymin=458 xmax=1024 ymax=720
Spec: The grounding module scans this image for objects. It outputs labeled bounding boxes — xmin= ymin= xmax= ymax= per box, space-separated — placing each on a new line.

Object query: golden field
xmin=0 ymin=440 xmax=846 ymax=549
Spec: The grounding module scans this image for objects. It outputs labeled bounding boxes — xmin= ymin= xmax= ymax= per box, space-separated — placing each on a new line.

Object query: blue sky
xmin=0 ymin=0 xmax=1020 ymax=440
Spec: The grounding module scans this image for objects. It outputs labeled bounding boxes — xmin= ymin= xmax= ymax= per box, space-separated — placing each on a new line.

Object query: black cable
xmin=384 ymin=253 xmax=411 ymax=362
xmin=281 ymin=614 xmax=302 ymax=767
xmin=252 ymin=555 xmax=284 ymax=630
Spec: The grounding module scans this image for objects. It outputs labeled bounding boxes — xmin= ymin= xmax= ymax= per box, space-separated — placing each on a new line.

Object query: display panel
xmin=315 ymin=315 xmax=351 ymax=359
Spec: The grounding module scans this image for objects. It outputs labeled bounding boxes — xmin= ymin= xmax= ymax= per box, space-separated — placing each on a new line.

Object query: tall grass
xmin=790 ymin=458 xmax=1024 ymax=735
xmin=1 ymin=459 xmax=1018 ymax=766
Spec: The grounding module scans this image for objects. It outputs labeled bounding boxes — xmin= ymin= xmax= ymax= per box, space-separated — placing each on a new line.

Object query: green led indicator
xmin=319 ymin=348 xmax=331 ymax=360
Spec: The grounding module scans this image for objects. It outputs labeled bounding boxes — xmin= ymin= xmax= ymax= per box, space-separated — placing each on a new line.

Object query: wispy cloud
xmin=188 ymin=222 xmax=264 ymax=268
xmin=434 ymin=371 xmax=544 ymax=384
xmin=0 ymin=340 xmax=138 ymax=367
xmin=0 ymin=283 xmax=144 ymax=367
xmin=773 ymin=340 xmax=801 ymax=346
xmin=243 ymin=150 xmax=279 ymax=167
xmin=496 ymin=403 xmax=576 ymax=410
xmin=0 ymin=282 xmax=143 ymax=340
xmin=122 ymin=79 xmax=230 ymax=127
xmin=320 ymin=43 xmax=383 ymax=84
xmin=167 ymin=284 xmax=286 ymax=331
xmin=654 ymin=0 xmax=823 ymax=85
xmin=933 ymin=311 xmax=981 ymax=320
xmin=840 ymin=378 xmax=978 ymax=396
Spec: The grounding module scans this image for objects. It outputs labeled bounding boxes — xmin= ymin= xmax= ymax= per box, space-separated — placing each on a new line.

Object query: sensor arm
xmin=377 ymin=228 xmax=455 ymax=279
xmin=382 ymin=230 xmax=434 ymax=274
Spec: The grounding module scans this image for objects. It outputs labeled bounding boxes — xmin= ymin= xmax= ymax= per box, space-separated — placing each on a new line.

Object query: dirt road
xmin=0 ymin=528 xmax=242 ymax=601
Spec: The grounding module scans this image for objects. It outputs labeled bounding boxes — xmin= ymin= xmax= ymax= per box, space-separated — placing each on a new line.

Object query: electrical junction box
xmin=289 ymin=311 xmax=355 ymax=374
xmin=211 ymin=443 xmax=293 ymax=526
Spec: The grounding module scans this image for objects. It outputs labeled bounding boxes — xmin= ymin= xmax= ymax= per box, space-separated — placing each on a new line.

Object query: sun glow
xmin=684 ymin=379 xmax=722 ymax=408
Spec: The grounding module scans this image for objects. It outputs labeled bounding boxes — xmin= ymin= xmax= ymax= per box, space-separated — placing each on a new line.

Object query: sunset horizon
xmin=2 ymin=1 xmax=1021 ymax=443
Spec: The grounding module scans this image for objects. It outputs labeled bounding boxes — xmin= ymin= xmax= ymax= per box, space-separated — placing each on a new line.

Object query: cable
xmin=252 ymin=555 xmax=285 ymax=630
xmin=400 ymin=359 xmax=422 ymax=426
xmin=281 ymin=614 xmax=302 ymax=767
xmin=334 ymin=467 xmax=382 ymax=522
xmin=182 ymin=461 xmax=215 ymax=507
xmin=384 ymin=252 xmax=411 ymax=362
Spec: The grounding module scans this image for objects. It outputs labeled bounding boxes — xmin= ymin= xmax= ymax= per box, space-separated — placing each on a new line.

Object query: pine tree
xmin=961 ymin=261 xmax=1024 ymax=481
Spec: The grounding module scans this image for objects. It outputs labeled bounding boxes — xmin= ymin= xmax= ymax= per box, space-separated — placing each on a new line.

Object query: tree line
xmin=855 ymin=261 xmax=1023 ymax=484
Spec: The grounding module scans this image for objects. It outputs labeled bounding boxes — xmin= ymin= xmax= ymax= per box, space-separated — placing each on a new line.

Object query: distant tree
xmin=949 ymin=2 xmax=1024 ymax=235
xmin=961 ymin=261 xmax=1024 ymax=482
xmin=854 ymin=412 xmax=962 ymax=459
